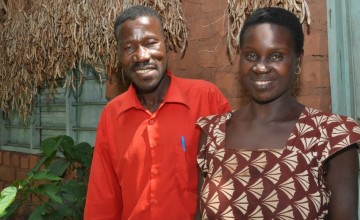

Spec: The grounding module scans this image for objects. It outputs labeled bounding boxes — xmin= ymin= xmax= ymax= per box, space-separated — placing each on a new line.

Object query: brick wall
xmin=0 ymin=151 xmax=40 ymax=218
xmin=168 ymin=0 xmax=330 ymax=112
xmin=0 ymin=151 xmax=40 ymax=191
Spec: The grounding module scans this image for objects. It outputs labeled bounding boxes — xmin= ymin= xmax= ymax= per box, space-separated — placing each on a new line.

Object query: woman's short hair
xmin=239 ymin=7 xmax=304 ymax=56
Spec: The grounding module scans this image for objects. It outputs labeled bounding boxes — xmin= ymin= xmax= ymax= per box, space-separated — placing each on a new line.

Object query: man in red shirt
xmin=84 ymin=5 xmax=230 ymax=220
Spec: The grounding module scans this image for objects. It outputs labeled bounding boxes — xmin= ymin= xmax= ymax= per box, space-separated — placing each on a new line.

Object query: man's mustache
xmin=131 ymin=61 xmax=157 ymax=70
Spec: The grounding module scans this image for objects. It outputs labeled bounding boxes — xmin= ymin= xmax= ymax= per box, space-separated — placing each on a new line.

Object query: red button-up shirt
xmin=84 ymin=71 xmax=230 ymax=220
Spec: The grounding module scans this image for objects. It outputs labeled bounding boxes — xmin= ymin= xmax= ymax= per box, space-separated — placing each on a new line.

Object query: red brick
xmin=301 ymin=60 xmax=322 ymax=87
xmin=200 ymin=0 xmax=227 ymax=13
xmin=319 ymin=61 xmax=330 ymax=88
xmin=0 ymin=166 xmax=16 ymax=182
xmin=0 ymin=151 xmax=3 ymax=165
xmin=2 ymin=152 xmax=10 ymax=166
xmin=20 ymin=155 xmax=30 ymax=169
xmin=15 ymin=169 xmax=28 ymax=180
xmin=215 ymin=71 xmax=242 ymax=98
xmin=198 ymin=50 xmax=217 ymax=68
xmin=29 ymin=155 xmax=40 ymax=169
xmin=0 ymin=181 xmax=5 ymax=189
xmin=10 ymin=153 xmax=20 ymax=167
xmin=298 ymin=93 xmax=330 ymax=111
xmin=306 ymin=0 xmax=328 ymax=31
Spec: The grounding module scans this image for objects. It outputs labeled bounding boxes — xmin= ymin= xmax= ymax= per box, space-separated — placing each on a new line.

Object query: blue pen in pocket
xmin=181 ymin=136 xmax=186 ymax=152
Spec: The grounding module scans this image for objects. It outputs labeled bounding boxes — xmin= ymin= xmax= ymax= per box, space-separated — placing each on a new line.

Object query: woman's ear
xmin=297 ymin=51 xmax=304 ymax=65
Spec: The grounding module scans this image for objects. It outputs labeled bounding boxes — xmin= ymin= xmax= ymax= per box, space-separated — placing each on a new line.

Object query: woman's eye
xmin=270 ymin=53 xmax=283 ymax=61
xmin=246 ymin=53 xmax=257 ymax=61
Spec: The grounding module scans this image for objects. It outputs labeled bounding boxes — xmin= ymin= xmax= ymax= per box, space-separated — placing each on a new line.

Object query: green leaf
xmin=12 ymin=178 xmax=29 ymax=189
xmin=29 ymin=157 xmax=48 ymax=174
xmin=41 ymin=137 xmax=61 ymax=157
xmin=47 ymin=160 xmax=70 ymax=177
xmin=45 ymin=209 xmax=67 ymax=220
xmin=62 ymin=143 xmax=76 ymax=161
xmin=61 ymin=180 xmax=86 ymax=199
xmin=0 ymin=186 xmax=17 ymax=217
xmin=62 ymin=192 xmax=77 ymax=202
xmin=1 ymin=200 xmax=23 ymax=219
xmin=28 ymin=205 xmax=46 ymax=220
xmin=74 ymin=142 xmax=93 ymax=167
xmin=42 ymin=185 xmax=63 ymax=204
xmin=59 ymin=135 xmax=75 ymax=147
xmin=33 ymin=170 xmax=62 ymax=181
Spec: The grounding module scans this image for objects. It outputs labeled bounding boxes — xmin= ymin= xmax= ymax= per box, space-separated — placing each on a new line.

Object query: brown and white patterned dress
xmin=197 ymin=107 xmax=360 ymax=219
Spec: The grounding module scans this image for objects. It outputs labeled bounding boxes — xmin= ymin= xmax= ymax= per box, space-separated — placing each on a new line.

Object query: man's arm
xmin=84 ymin=115 xmax=123 ymax=219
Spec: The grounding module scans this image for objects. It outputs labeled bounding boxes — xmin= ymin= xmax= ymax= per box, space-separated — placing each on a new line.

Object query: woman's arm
xmin=325 ymin=144 xmax=359 ymax=220
xmin=195 ymin=130 xmax=207 ymax=220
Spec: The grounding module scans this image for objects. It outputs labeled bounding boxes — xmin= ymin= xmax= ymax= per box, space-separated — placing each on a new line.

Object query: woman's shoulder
xmin=197 ymin=111 xmax=233 ymax=126
xmin=302 ymin=107 xmax=359 ymax=127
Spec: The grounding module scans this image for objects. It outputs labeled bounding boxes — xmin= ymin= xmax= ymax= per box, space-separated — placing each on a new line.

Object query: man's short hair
xmin=114 ymin=5 xmax=164 ymax=42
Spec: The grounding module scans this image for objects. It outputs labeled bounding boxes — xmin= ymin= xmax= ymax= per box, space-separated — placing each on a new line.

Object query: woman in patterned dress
xmin=196 ymin=7 xmax=360 ymax=219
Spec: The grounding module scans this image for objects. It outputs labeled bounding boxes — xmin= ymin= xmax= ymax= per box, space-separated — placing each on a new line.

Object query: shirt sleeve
xmin=214 ymin=86 xmax=231 ymax=113
xmin=84 ymin=110 xmax=123 ymax=219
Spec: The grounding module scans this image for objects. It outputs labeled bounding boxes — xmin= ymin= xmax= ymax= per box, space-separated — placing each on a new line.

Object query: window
xmin=0 ymin=67 xmax=107 ymax=154
xmin=327 ymin=0 xmax=360 ymax=121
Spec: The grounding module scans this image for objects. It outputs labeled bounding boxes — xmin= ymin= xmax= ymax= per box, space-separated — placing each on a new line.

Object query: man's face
xmin=117 ymin=16 xmax=168 ymax=93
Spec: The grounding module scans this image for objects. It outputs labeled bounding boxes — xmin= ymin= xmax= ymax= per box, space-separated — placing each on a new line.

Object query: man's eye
xmin=145 ymin=40 xmax=158 ymax=47
xmin=123 ymin=45 xmax=135 ymax=52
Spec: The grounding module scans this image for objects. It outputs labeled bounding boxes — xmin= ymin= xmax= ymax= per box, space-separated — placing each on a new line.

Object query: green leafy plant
xmin=0 ymin=135 xmax=93 ymax=219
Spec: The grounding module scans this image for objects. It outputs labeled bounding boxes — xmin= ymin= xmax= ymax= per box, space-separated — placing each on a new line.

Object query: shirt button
xmin=151 ymin=143 xmax=157 ymax=148
xmin=152 ymin=169 xmax=158 ymax=174
xmin=152 ymin=199 xmax=159 ymax=204
xmin=149 ymin=119 xmax=154 ymax=125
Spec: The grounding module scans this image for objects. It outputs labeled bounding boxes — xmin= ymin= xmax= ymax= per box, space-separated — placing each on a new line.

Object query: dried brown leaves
xmin=226 ymin=0 xmax=311 ymax=56
xmin=0 ymin=0 xmax=187 ymax=120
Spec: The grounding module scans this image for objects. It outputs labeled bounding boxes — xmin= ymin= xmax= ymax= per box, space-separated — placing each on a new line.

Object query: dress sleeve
xmin=321 ymin=115 xmax=360 ymax=162
xmin=84 ymin=110 xmax=123 ymax=219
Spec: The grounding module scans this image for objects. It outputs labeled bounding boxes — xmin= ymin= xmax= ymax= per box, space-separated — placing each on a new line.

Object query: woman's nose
xmin=252 ymin=61 xmax=271 ymax=73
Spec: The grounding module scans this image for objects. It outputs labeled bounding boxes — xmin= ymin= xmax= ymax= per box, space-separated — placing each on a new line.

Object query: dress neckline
xmin=222 ymin=107 xmax=310 ymax=152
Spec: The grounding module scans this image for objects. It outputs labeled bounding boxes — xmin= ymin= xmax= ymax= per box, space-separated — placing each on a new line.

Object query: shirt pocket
xmin=174 ymin=142 xmax=195 ymax=190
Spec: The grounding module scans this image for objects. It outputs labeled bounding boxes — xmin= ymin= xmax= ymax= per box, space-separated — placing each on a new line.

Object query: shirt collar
xmin=114 ymin=70 xmax=190 ymax=116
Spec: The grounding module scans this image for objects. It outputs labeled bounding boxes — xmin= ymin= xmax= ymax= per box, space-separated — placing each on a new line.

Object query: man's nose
xmin=133 ymin=46 xmax=151 ymax=62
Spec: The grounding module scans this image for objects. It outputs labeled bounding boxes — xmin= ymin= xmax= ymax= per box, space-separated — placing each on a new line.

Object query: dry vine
xmin=226 ymin=0 xmax=311 ymax=56
xmin=0 ymin=0 xmax=187 ymax=120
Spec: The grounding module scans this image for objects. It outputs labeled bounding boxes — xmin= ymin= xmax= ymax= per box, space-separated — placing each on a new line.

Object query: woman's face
xmin=239 ymin=23 xmax=300 ymax=104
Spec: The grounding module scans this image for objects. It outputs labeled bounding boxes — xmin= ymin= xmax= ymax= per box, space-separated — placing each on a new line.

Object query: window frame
xmin=326 ymin=0 xmax=360 ymax=120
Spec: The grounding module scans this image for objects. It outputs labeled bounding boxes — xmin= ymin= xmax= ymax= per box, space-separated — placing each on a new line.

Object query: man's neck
xmin=137 ymin=74 xmax=171 ymax=113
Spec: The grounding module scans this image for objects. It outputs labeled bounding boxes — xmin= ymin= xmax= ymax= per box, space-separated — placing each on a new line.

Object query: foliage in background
xmin=226 ymin=0 xmax=311 ymax=56
xmin=0 ymin=0 xmax=187 ymax=120
xmin=0 ymin=135 xmax=93 ymax=219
